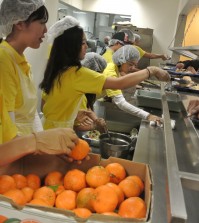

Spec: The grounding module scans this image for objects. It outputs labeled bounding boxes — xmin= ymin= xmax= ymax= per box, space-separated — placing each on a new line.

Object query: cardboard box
xmin=0 ymin=153 xmax=152 ymax=222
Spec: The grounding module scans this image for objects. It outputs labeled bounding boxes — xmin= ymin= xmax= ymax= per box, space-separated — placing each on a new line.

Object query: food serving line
xmin=133 ymin=83 xmax=199 ymax=223
xmin=91 ymin=80 xmax=199 ymax=223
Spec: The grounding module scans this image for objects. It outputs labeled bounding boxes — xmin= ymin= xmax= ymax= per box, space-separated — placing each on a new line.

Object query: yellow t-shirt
xmin=42 ymin=66 xmax=106 ymax=129
xmin=134 ymin=45 xmax=146 ymax=58
xmin=0 ymin=41 xmax=30 ymax=112
xmin=0 ymin=93 xmax=17 ymax=143
xmin=103 ymin=63 xmax=122 ymax=97
xmin=102 ymin=48 xmax=114 ymax=63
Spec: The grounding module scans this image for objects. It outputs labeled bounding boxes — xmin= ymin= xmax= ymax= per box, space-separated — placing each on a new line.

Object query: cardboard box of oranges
xmin=0 ymin=153 xmax=152 ymax=222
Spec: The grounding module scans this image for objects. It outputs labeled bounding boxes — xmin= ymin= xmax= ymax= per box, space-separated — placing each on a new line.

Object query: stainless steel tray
xmin=135 ymin=89 xmax=182 ymax=112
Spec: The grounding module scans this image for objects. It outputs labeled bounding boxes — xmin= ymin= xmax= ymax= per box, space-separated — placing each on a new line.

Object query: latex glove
xmin=187 ymin=100 xmax=199 ymax=119
xmin=147 ymin=66 xmax=170 ymax=82
xmin=75 ymin=110 xmax=94 ymax=126
xmin=33 ymin=128 xmax=79 ymax=155
xmin=94 ymin=118 xmax=107 ymax=133
xmin=147 ymin=114 xmax=162 ymax=122
xmin=161 ymin=54 xmax=170 ymax=61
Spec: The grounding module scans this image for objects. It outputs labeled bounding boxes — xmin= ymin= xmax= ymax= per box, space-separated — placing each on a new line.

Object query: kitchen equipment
xmin=99 ymin=132 xmax=136 ymax=159
xmin=135 ymin=89 xmax=182 ymax=112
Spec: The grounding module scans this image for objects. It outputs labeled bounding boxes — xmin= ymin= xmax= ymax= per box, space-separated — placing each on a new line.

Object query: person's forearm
xmin=104 ymin=69 xmax=149 ymax=90
xmin=0 ymin=134 xmax=36 ymax=166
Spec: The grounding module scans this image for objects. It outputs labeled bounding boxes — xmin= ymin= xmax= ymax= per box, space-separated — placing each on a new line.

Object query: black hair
xmin=85 ymin=93 xmax=96 ymax=110
xmin=25 ymin=5 xmax=49 ymax=24
xmin=40 ymin=26 xmax=83 ymax=94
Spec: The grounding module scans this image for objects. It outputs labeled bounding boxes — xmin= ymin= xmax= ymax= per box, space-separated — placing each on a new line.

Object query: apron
xmin=0 ymin=45 xmax=38 ymax=136
xmin=43 ymin=96 xmax=84 ymax=129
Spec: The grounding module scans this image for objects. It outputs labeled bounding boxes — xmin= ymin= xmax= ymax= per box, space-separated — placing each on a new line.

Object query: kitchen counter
xmin=133 ymin=92 xmax=199 ymax=223
xmin=92 ymin=87 xmax=199 ymax=222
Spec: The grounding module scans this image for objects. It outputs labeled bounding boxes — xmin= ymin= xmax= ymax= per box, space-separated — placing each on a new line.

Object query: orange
xmin=73 ymin=208 xmax=92 ymax=218
xmin=76 ymin=187 xmax=95 ymax=212
xmin=86 ymin=166 xmax=110 ymax=188
xmin=118 ymin=178 xmax=141 ymax=198
xmin=64 ymin=169 xmax=86 ymax=192
xmin=3 ymin=188 xmax=26 ymax=206
xmin=0 ymin=215 xmax=8 ymax=223
xmin=21 ymin=219 xmax=41 ymax=223
xmin=12 ymin=174 xmax=27 ymax=189
xmin=118 ymin=197 xmax=147 ymax=219
xmin=102 ymin=212 xmax=120 ymax=216
xmin=33 ymin=186 xmax=56 ymax=207
xmin=44 ymin=171 xmax=63 ymax=186
xmin=105 ymin=163 xmax=126 ymax=184
xmin=106 ymin=182 xmax=124 ymax=206
xmin=26 ymin=174 xmax=41 ymax=190
xmin=55 ymin=190 xmax=77 ymax=210
xmin=91 ymin=185 xmax=118 ymax=213
xmin=21 ymin=187 xmax=34 ymax=203
xmin=0 ymin=175 xmax=16 ymax=194
xmin=69 ymin=139 xmax=90 ymax=160
xmin=55 ymin=185 xmax=65 ymax=196
xmin=125 ymin=175 xmax=144 ymax=193
xmin=28 ymin=198 xmax=51 ymax=207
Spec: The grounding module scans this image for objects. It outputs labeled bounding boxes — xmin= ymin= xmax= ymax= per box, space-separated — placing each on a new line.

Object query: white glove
xmin=147 ymin=66 xmax=170 ymax=82
xmin=33 ymin=128 xmax=79 ymax=155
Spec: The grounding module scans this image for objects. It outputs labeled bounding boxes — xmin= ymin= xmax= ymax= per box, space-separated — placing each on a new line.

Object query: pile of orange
xmin=0 ymin=162 xmax=147 ymax=219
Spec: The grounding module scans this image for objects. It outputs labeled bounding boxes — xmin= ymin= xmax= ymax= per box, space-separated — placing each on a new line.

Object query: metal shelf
xmin=169 ymin=45 xmax=199 ymax=59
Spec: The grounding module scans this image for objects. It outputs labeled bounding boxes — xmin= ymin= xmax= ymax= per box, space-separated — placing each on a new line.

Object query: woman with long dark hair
xmin=40 ymin=16 xmax=170 ymax=130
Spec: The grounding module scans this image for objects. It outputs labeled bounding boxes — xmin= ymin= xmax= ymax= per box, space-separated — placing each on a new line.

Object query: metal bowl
xmin=99 ymin=132 xmax=134 ymax=159
xmin=82 ymin=134 xmax=100 ymax=147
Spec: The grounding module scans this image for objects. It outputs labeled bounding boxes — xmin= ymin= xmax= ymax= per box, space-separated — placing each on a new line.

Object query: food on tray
xmin=175 ymin=68 xmax=192 ymax=73
xmin=86 ymin=130 xmax=101 ymax=140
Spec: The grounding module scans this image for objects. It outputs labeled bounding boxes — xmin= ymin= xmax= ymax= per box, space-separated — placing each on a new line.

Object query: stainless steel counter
xmin=133 ymin=89 xmax=199 ymax=223
xmin=93 ymin=87 xmax=199 ymax=222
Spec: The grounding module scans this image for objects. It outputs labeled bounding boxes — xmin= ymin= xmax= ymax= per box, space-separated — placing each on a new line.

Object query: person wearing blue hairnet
xmin=102 ymin=45 xmax=162 ymax=122
xmin=0 ymin=0 xmax=48 ymax=141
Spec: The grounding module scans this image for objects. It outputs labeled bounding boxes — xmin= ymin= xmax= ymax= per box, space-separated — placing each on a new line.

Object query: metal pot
xmin=99 ymin=132 xmax=136 ymax=159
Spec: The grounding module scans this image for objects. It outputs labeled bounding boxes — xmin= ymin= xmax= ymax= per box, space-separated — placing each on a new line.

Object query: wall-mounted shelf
xmin=169 ymin=45 xmax=199 ymax=59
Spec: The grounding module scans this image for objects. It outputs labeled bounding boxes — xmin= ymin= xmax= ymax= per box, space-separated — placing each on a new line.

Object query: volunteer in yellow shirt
xmin=102 ymin=32 xmax=128 ymax=63
xmin=133 ymin=33 xmax=169 ymax=60
xmin=0 ymin=92 xmax=17 ymax=143
xmin=103 ymin=45 xmax=162 ymax=122
xmin=0 ymin=0 xmax=48 ymax=137
xmin=39 ymin=16 xmax=170 ymax=130
xmin=74 ymin=52 xmax=107 ymax=132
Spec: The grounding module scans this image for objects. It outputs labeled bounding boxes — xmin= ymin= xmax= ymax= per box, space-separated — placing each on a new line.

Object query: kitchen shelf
xmin=169 ymin=45 xmax=199 ymax=59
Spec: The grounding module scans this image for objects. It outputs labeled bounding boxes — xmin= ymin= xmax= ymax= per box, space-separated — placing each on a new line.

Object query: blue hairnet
xmin=0 ymin=0 xmax=44 ymax=38
xmin=81 ymin=52 xmax=107 ymax=73
xmin=112 ymin=45 xmax=140 ymax=65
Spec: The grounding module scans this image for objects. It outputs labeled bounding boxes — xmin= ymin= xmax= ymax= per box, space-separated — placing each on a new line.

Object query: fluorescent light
xmin=120 ymin=15 xmax=131 ymax=19
xmin=73 ymin=11 xmax=87 ymax=15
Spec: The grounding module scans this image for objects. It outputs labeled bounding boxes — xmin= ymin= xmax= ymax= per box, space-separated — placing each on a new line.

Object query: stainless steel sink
xmin=94 ymin=100 xmax=141 ymax=133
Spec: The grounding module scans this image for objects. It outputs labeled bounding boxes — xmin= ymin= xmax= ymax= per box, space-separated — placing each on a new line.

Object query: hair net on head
xmin=119 ymin=29 xmax=135 ymax=43
xmin=112 ymin=45 xmax=140 ymax=66
xmin=47 ymin=16 xmax=79 ymax=43
xmin=134 ymin=33 xmax=141 ymax=41
xmin=0 ymin=0 xmax=44 ymax=38
xmin=81 ymin=52 xmax=107 ymax=73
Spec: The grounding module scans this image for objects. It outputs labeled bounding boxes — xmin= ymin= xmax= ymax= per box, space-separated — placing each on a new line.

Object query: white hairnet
xmin=47 ymin=16 xmax=79 ymax=43
xmin=0 ymin=0 xmax=44 ymax=38
xmin=134 ymin=33 xmax=141 ymax=41
xmin=119 ymin=28 xmax=135 ymax=43
xmin=112 ymin=45 xmax=140 ymax=65
xmin=81 ymin=52 xmax=107 ymax=73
